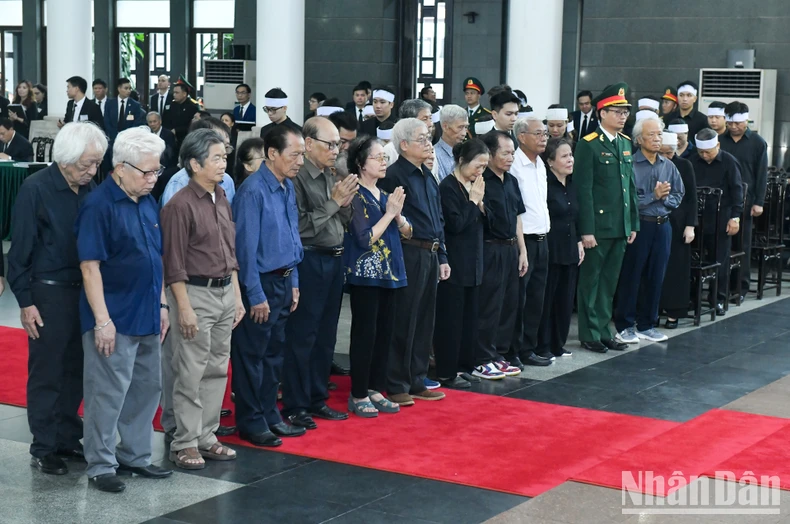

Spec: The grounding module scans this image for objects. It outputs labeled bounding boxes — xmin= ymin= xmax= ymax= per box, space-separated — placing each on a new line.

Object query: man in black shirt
xmin=378 ymin=118 xmax=449 ymax=405
xmin=361 ymin=87 xmax=398 ymax=137
xmin=7 ymin=122 xmax=108 ymax=476
xmin=474 ymin=131 xmax=535 ymax=379
xmin=259 ymin=87 xmax=303 ymax=140
xmin=664 ymin=81 xmax=709 ymax=139
xmin=719 ymin=101 xmax=768 ymax=298
xmin=166 ymin=77 xmax=200 ymax=152
xmin=689 ymin=128 xmax=744 ymax=315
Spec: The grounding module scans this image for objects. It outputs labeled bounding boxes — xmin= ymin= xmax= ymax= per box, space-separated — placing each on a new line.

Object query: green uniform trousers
xmin=577 ymin=237 xmax=627 ymax=343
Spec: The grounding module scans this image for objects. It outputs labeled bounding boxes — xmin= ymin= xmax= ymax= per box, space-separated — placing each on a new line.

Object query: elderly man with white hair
xmin=613 ymin=118 xmax=684 ymax=344
xmin=75 ymin=127 xmax=172 ymax=493
xmin=378 ymin=118 xmax=450 ymax=405
xmin=7 ymin=122 xmax=107 ymax=476
xmin=434 ymin=104 xmax=469 ymax=181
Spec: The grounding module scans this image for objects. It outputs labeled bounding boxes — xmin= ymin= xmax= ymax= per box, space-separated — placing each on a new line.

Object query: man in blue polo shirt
xmin=231 ymin=125 xmax=305 ymax=448
xmin=75 ymin=127 xmax=172 ymax=493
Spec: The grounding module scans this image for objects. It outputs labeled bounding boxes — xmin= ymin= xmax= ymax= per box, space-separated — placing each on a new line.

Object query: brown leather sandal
xmin=169 ymin=447 xmax=206 ymax=470
xmin=200 ymin=442 xmax=237 ymax=461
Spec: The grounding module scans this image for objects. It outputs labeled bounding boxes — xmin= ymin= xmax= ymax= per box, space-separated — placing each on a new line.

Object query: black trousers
xmin=513 ymin=237 xmax=549 ymax=357
xmin=704 ymin=231 xmax=731 ymax=303
xmin=477 ymin=243 xmax=519 ymax=365
xmin=537 ymin=263 xmax=578 ymax=356
xmin=281 ymin=251 xmax=344 ymax=416
xmin=735 ymin=212 xmax=753 ymax=293
xmin=27 ymin=282 xmax=83 ymax=458
xmin=387 ymin=245 xmax=439 ymax=395
xmin=433 ymin=282 xmax=478 ymax=379
xmin=348 ymin=285 xmax=397 ymax=399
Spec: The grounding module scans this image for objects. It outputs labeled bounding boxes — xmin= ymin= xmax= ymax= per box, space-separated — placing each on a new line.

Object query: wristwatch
xmin=160 ymin=303 xmax=170 ymax=310
xmin=731 ymin=217 xmax=740 ymax=223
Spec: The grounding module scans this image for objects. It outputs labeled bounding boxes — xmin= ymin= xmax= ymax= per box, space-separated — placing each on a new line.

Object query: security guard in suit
xmin=463 ymin=77 xmax=491 ymax=137
xmin=575 ymin=83 xmax=639 ymax=353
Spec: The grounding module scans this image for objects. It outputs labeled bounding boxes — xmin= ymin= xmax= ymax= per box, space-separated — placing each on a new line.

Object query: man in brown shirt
xmin=161 ymin=128 xmax=245 ymax=470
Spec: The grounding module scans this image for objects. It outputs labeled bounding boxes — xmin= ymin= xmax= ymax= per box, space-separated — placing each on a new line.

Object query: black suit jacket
xmin=0 ymin=96 xmax=8 ymax=119
xmin=64 ymin=98 xmax=105 ymax=129
xmin=150 ymin=91 xmax=174 ymax=116
xmin=157 ymin=127 xmax=178 ymax=168
xmin=571 ymin=110 xmax=598 ymax=141
xmin=2 ymin=132 xmax=34 ymax=162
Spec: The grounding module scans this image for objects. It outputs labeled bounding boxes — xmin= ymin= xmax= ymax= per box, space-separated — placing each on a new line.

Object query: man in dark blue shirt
xmin=231 ymin=126 xmax=305 ymax=447
xmin=75 ymin=127 xmax=172 ymax=493
xmin=7 ymin=122 xmax=107 ymax=477
xmin=378 ymin=118 xmax=450 ymax=405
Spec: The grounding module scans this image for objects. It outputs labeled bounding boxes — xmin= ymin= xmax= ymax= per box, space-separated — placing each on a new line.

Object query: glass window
xmin=117 ymin=0 xmax=170 ymax=28
xmin=43 ymin=1 xmax=95 ymax=27
xmin=415 ymin=0 xmax=447 ymax=103
xmin=0 ymin=0 xmax=23 ymax=25
xmin=194 ymin=0 xmax=234 ymax=29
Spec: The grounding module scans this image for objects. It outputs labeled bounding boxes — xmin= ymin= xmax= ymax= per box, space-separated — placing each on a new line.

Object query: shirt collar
xmin=600 ymin=126 xmax=617 ymax=142
xmin=395 ymin=154 xmax=425 ymax=176
xmin=107 ymin=176 xmax=136 ymax=202
xmin=51 ymin=164 xmax=73 ymax=192
xmin=468 ymin=104 xmax=479 ymax=113
xmin=582 ymin=110 xmax=593 ymax=118
xmin=515 ymin=147 xmax=544 ymax=168
xmin=304 ymin=157 xmax=326 ymax=179
xmin=633 ymin=149 xmax=665 ymax=164
xmin=483 ymin=167 xmax=508 ymax=181
xmin=187 ymin=177 xmax=210 ymax=198
xmin=261 ymin=163 xmax=286 ymax=192
xmin=437 ymin=138 xmax=453 ymax=153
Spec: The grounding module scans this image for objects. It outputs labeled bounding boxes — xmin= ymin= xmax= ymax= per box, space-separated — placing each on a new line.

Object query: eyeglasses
xmin=124 ymin=161 xmax=164 ymax=179
xmin=408 ymin=135 xmax=432 ymax=145
xmin=607 ymin=109 xmax=630 ymax=117
xmin=312 ymin=137 xmax=340 ymax=150
xmin=264 ymin=106 xmax=284 ymax=113
xmin=369 ymin=154 xmax=389 ymax=164
xmin=523 ymin=131 xmax=550 ymax=138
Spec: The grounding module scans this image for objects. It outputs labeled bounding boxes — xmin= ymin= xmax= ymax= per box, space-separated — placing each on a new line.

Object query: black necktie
xmin=358 ymin=109 xmax=363 ymax=124
xmin=159 ymin=95 xmax=164 ymax=114
xmin=98 ymin=100 xmax=102 ymax=114
xmin=118 ymin=100 xmax=125 ymax=128
xmin=582 ymin=114 xmax=588 ymax=136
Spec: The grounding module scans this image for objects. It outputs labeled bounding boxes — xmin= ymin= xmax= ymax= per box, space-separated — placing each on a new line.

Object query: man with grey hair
xmin=384 ymin=99 xmax=434 ymax=168
xmin=378 ymin=118 xmax=449 ymax=404
xmin=434 ymin=105 xmax=469 ymax=181
xmin=75 ymin=127 xmax=172 ymax=493
xmin=614 ymin=118 xmax=684 ymax=343
xmin=510 ymin=115 xmax=554 ymax=366
xmin=7 ymin=122 xmax=107 ymax=476
xmin=147 ymin=111 xmax=177 ymax=168
xmin=161 ymin=129 xmax=245 ymax=469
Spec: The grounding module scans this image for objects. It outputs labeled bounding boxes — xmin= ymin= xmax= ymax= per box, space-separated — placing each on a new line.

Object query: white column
xmin=46 ymin=0 xmax=92 ymax=119
xmin=506 ymin=0 xmax=564 ymax=118
xmin=257 ymin=0 xmax=305 ymax=126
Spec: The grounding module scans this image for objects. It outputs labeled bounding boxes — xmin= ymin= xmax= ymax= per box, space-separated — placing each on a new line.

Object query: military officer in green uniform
xmin=575 ymin=82 xmax=639 ymax=353
xmin=463 ymin=77 xmax=491 ymax=137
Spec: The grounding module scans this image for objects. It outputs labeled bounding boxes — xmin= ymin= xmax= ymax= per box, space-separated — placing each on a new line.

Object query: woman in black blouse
xmin=537 ymin=138 xmax=584 ymax=357
xmin=10 ymin=80 xmax=40 ymax=139
xmin=434 ymin=139 xmax=489 ymax=388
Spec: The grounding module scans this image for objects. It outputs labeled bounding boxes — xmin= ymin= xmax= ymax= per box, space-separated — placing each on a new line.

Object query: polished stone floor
xmin=2 ymin=243 xmax=790 ymax=523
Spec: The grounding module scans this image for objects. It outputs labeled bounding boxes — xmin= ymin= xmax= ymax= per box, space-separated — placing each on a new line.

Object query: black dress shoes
xmin=508 ymin=355 xmax=525 ymax=370
xmin=331 ymin=361 xmax=350 ymax=376
xmin=215 ymin=425 xmax=237 ymax=437
xmin=664 ymin=319 xmax=679 ymax=329
xmin=56 ymin=445 xmax=85 ymax=461
xmin=459 ymin=371 xmax=480 ymax=383
xmin=582 ymin=341 xmax=608 ymax=354
xmin=220 ymin=409 xmax=232 ymax=417
xmin=716 ymin=303 xmax=726 ymax=316
xmin=239 ymin=431 xmax=282 ymax=447
xmin=535 ymin=352 xmax=556 ymax=361
xmin=308 ymin=405 xmax=349 ymax=421
xmin=117 ymin=463 xmax=173 ymax=478
xmin=524 ymin=353 xmax=552 ymax=366
xmin=270 ymin=422 xmax=307 ymax=437
xmin=31 ymin=454 xmax=68 ymax=475
xmin=91 ymin=473 xmax=126 ymax=493
xmin=439 ymin=376 xmax=471 ymax=389
xmin=288 ymin=411 xmax=318 ymax=430
xmin=602 ymin=339 xmax=628 ymax=351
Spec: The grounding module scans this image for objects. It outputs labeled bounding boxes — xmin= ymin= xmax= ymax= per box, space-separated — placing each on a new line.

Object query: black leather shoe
xmin=31 ymin=454 xmax=67 ymax=475
xmin=439 ymin=376 xmax=471 ymax=389
xmin=239 ymin=431 xmax=282 ymax=447
xmin=524 ymin=354 xmax=552 ymax=366
xmin=116 ymin=463 xmax=173 ymax=478
xmin=508 ymin=355 xmax=525 ymax=370
xmin=220 ymin=409 xmax=232 ymax=417
xmin=288 ymin=411 xmax=318 ymax=430
xmin=90 ymin=473 xmax=126 ymax=493
xmin=582 ymin=341 xmax=608 ymax=354
xmin=459 ymin=371 xmax=481 ymax=383
xmin=535 ymin=352 xmax=556 ymax=361
xmin=716 ymin=303 xmax=726 ymax=316
xmin=331 ymin=361 xmax=351 ymax=376
xmin=56 ymin=444 xmax=85 ymax=461
xmin=308 ymin=405 xmax=349 ymax=421
xmin=215 ymin=425 xmax=236 ymax=437
xmin=270 ymin=422 xmax=306 ymax=437
xmin=602 ymin=339 xmax=628 ymax=351
xmin=664 ymin=319 xmax=679 ymax=329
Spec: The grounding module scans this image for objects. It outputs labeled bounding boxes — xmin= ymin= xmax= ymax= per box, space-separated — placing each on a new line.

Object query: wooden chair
xmin=724 ymin=183 xmax=748 ymax=311
xmin=30 ymin=136 xmax=54 ymax=163
xmin=691 ymin=187 xmax=722 ymax=325
xmin=751 ymin=177 xmax=785 ymax=298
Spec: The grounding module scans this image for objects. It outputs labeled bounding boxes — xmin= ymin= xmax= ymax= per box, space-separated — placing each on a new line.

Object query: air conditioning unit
xmin=698 ymin=68 xmax=777 ymax=148
xmin=203 ymin=59 xmax=256 ymax=113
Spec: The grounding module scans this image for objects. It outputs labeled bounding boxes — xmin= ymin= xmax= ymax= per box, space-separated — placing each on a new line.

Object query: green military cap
xmin=592 ymin=82 xmax=631 ymax=111
xmin=462 ymin=77 xmax=484 ymax=94
xmin=661 ymin=86 xmax=678 ymax=103
xmin=174 ymin=74 xmax=194 ymax=94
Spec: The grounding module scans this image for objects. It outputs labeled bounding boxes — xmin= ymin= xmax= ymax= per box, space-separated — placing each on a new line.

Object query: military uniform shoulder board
xmin=482 ymin=107 xmax=492 ymax=114
xmin=583 ymin=131 xmax=599 ymax=142
xmin=618 ymin=132 xmax=631 ymax=140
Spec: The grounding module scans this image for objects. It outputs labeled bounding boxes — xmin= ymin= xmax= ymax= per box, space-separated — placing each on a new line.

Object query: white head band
xmin=707 ymin=107 xmax=726 ymax=117
xmin=677 ymin=85 xmax=697 ymax=96
xmin=264 ymin=97 xmax=288 ymax=107
xmin=566 ymin=121 xmax=575 ymax=133
xmin=728 ymin=112 xmax=749 ymax=123
xmin=638 ymin=98 xmax=660 ymax=110
xmin=662 ymin=132 xmax=678 ymax=147
xmin=695 ymin=135 xmax=719 ymax=150
xmin=474 ymin=120 xmax=495 ymax=135
xmin=362 ymin=105 xmax=375 ymax=116
xmin=546 ymin=108 xmax=568 ymax=121
xmin=377 ymin=127 xmax=393 ymax=140
xmin=667 ymin=123 xmax=689 ymax=134
xmin=517 ymin=111 xmax=535 ymax=119
xmin=372 ymin=90 xmax=395 ymax=103
xmin=316 ymin=106 xmax=344 ymax=117
xmin=635 ymin=110 xmax=660 ymax=122
xmin=431 ymin=111 xmax=441 ymax=123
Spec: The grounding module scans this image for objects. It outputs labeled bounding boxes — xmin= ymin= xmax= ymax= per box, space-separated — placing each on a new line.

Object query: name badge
xmin=623 ymin=150 xmax=631 ymax=156
xmin=601 ymin=152 xmax=613 ymax=157
xmin=79 ymin=115 xmax=88 ymax=121
xmin=164 ymin=105 xmax=170 ymax=110
xmin=126 ymin=114 xmax=135 ymax=120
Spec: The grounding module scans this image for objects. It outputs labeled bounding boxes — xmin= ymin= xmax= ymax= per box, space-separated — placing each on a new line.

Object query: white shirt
xmin=468 ymin=104 xmax=479 ymax=116
xmin=600 ymin=126 xmax=617 ymax=143
xmin=96 ymin=97 xmax=106 ymax=116
xmin=158 ymin=90 xmax=169 ymax=113
xmin=510 ymin=147 xmax=550 ymax=234
xmin=71 ymin=97 xmax=85 ymax=122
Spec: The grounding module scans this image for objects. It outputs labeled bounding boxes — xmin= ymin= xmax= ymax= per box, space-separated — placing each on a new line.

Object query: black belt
xmin=303 ymin=245 xmax=344 ymax=257
xmin=524 ymin=234 xmax=546 ymax=241
xmin=33 ymin=279 xmax=82 ymax=288
xmin=187 ymin=275 xmax=232 ymax=287
xmin=402 ymin=238 xmax=440 ymax=253
xmin=485 ymin=237 xmax=517 ymax=246
xmin=641 ymin=215 xmax=670 ymax=225
xmin=269 ymin=267 xmax=294 ymax=277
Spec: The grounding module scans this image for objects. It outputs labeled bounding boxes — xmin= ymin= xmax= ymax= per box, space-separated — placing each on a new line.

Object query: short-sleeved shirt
xmin=75 ymin=179 xmax=164 ymax=336
xmin=160 ymin=167 xmax=236 ymax=207
xmin=481 ymin=167 xmax=526 ymax=240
